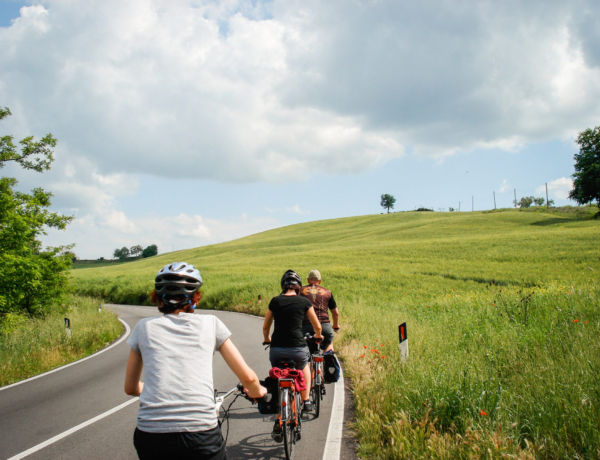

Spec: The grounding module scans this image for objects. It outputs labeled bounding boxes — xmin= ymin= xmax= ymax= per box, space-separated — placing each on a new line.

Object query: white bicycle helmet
xmin=155 ymin=262 xmax=203 ymax=296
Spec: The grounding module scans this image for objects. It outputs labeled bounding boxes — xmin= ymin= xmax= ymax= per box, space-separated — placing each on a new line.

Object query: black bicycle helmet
xmin=280 ymin=269 xmax=302 ymax=290
xmin=155 ymin=262 xmax=203 ymax=296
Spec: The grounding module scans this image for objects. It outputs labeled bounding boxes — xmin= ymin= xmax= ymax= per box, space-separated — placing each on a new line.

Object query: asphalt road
xmin=0 ymin=305 xmax=337 ymax=460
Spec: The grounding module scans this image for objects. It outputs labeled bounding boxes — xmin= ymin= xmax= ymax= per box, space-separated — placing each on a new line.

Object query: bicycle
xmin=262 ymin=342 xmax=304 ymax=460
xmin=304 ymin=334 xmax=325 ymax=418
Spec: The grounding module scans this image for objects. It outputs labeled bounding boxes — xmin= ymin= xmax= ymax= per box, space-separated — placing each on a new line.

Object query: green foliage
xmin=0 ymin=109 xmax=73 ymax=317
xmin=0 ymin=107 xmax=56 ymax=172
xmin=130 ymin=244 xmax=143 ymax=257
xmin=0 ymin=295 xmax=122 ymax=386
xmin=533 ymin=197 xmax=544 ymax=206
xmin=518 ymin=196 xmax=534 ymax=208
xmin=142 ymin=244 xmax=158 ymax=258
xmin=71 ymin=209 xmax=599 ymax=458
xmin=570 ymin=126 xmax=600 ymax=209
xmin=113 ymin=246 xmax=130 ymax=260
xmin=380 ymin=193 xmax=396 ymax=213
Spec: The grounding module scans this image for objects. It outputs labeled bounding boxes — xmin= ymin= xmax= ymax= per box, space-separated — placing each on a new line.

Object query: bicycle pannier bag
xmin=257 ymin=377 xmax=279 ymax=414
xmin=323 ymin=351 xmax=340 ymax=383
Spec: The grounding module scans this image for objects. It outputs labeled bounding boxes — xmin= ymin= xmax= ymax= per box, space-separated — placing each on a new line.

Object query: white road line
xmin=6 ymin=397 xmax=139 ymax=460
xmin=0 ymin=318 xmax=131 ymax=392
xmin=322 ymin=366 xmax=345 ymax=460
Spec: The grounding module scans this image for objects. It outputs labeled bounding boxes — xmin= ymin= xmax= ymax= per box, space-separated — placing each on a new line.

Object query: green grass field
xmin=0 ymin=296 xmax=123 ymax=387
xmin=71 ymin=207 xmax=600 ymax=459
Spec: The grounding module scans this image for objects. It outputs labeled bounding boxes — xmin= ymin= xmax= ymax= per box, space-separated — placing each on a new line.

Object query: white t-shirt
xmin=127 ymin=313 xmax=231 ymax=433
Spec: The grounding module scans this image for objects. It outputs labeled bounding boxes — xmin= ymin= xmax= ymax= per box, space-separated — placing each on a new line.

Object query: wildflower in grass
xmin=371 ymin=349 xmax=376 ymax=353
xmin=574 ymin=319 xmax=579 ymax=323
xmin=380 ymin=344 xmax=385 ymax=347
xmin=360 ymin=354 xmax=364 ymax=358
xmin=363 ymin=346 xmax=367 ymax=349
xmin=480 ymin=410 xmax=486 ymax=416
xmin=381 ymin=356 xmax=385 ymax=359
xmin=585 ymin=321 xmax=589 ymax=324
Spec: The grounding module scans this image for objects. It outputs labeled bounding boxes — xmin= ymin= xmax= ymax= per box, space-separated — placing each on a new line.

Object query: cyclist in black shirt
xmin=263 ymin=270 xmax=323 ymax=412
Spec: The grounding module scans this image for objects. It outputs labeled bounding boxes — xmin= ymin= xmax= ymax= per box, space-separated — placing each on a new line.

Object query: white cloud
xmin=499 ymin=179 xmax=511 ymax=193
xmin=285 ymin=204 xmax=310 ymax=215
xmin=1 ymin=0 xmax=598 ymax=188
xmin=536 ymin=177 xmax=573 ymax=199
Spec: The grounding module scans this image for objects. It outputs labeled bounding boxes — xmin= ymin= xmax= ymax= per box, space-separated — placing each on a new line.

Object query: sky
xmin=1 ymin=0 xmax=599 ymax=259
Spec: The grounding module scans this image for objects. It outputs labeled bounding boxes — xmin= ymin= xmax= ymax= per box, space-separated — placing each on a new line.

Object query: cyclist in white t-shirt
xmin=125 ymin=262 xmax=266 ymax=460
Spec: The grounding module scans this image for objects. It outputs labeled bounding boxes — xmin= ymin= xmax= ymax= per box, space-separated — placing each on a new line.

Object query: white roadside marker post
xmin=64 ymin=317 xmax=71 ymax=340
xmin=98 ymin=303 xmax=102 ymax=313
xmin=398 ymin=322 xmax=408 ymax=361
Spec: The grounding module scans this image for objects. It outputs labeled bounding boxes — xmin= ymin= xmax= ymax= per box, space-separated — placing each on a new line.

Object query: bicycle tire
xmin=311 ymin=383 xmax=321 ymax=418
xmin=283 ymin=392 xmax=295 ymax=460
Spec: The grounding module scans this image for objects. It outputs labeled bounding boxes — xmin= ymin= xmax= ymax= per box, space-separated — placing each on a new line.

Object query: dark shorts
xmin=269 ymin=346 xmax=310 ymax=370
xmin=303 ymin=322 xmax=334 ymax=349
xmin=134 ymin=425 xmax=226 ymax=460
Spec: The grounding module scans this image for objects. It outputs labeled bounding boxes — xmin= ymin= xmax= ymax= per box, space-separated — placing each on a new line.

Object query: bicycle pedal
xmin=271 ymin=432 xmax=283 ymax=443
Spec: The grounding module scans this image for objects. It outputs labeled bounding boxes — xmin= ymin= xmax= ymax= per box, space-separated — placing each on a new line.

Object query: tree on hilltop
xmin=380 ymin=194 xmax=396 ymax=213
xmin=114 ymin=247 xmax=130 ymax=260
xmin=569 ymin=126 xmax=600 ymax=214
xmin=142 ymin=244 xmax=158 ymax=258
xmin=130 ymin=245 xmax=143 ymax=258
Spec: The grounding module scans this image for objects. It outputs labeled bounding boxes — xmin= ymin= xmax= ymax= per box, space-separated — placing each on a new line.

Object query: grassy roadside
xmin=0 ymin=295 xmax=123 ymax=387
xmin=70 ymin=208 xmax=600 ymax=459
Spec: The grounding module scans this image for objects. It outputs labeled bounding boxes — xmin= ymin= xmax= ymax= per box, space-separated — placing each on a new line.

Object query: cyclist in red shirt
xmin=300 ymin=269 xmax=340 ymax=353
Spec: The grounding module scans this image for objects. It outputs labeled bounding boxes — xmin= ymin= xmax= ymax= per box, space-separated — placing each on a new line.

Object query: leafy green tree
xmin=130 ymin=244 xmax=143 ymax=257
xmin=518 ymin=196 xmax=534 ymax=208
xmin=380 ymin=194 xmax=396 ymax=213
xmin=0 ymin=107 xmax=73 ymax=317
xmin=569 ymin=126 xmax=600 ymax=211
xmin=114 ymin=247 xmax=130 ymax=260
xmin=533 ymin=197 xmax=545 ymax=206
xmin=142 ymin=244 xmax=158 ymax=258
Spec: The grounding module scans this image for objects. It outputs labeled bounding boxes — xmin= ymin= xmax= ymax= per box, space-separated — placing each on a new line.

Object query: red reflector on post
xmin=280 ymin=380 xmax=294 ymax=388
xmin=314 ymin=357 xmax=323 ymax=362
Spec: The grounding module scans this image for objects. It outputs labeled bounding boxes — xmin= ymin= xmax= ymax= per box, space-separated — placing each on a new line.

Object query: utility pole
xmin=472 ymin=196 xmax=474 ymax=212
xmin=545 ymin=183 xmax=549 ymax=209
xmin=493 ymin=192 xmax=496 ymax=210
xmin=459 ymin=201 xmax=461 ymax=211
xmin=514 ymin=189 xmax=517 ymax=208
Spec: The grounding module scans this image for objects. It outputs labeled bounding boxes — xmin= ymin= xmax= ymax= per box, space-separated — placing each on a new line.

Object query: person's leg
xmin=321 ymin=323 xmax=335 ymax=352
xmin=300 ymin=362 xmax=311 ymax=401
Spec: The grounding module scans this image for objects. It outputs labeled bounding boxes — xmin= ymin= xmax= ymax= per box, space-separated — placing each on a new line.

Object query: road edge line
xmin=6 ymin=397 xmax=139 ymax=460
xmin=322 ymin=365 xmax=345 ymax=460
xmin=0 ymin=318 xmax=131 ymax=392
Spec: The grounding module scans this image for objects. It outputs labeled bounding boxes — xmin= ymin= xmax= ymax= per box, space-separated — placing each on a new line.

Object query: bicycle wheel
xmin=283 ymin=392 xmax=295 ymax=460
xmin=311 ymin=382 xmax=321 ymax=418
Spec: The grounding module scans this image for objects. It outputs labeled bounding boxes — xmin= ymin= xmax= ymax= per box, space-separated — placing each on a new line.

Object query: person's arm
xmin=331 ymin=308 xmax=340 ymax=330
xmin=263 ymin=309 xmax=274 ymax=343
xmin=307 ymin=307 xmax=323 ymax=339
xmin=219 ymin=338 xmax=267 ymax=399
xmin=124 ymin=349 xmax=144 ymax=396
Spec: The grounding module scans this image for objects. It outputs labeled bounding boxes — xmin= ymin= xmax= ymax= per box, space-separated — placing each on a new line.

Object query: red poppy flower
xmin=574 ymin=319 xmax=579 ymax=323
xmin=381 ymin=344 xmax=385 ymax=347
xmin=360 ymin=354 xmax=364 ymax=358
xmin=363 ymin=346 xmax=367 ymax=349
xmin=371 ymin=349 xmax=376 ymax=353
xmin=480 ymin=411 xmax=486 ymax=416
xmin=381 ymin=356 xmax=386 ymax=359
xmin=585 ymin=321 xmax=589 ymax=324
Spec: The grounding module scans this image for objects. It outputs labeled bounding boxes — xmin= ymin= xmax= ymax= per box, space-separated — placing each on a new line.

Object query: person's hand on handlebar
xmin=244 ymin=384 xmax=268 ymax=400
xmin=333 ymin=324 xmax=341 ymax=332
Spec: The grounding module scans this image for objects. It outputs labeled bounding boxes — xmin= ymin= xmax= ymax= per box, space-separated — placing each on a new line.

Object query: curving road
xmin=0 ymin=305 xmax=341 ymax=460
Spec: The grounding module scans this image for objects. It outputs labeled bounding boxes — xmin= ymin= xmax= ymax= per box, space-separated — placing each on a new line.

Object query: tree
xmin=114 ymin=247 xmax=130 ymax=260
xmin=130 ymin=245 xmax=143 ymax=257
xmin=533 ymin=197 xmax=545 ymax=206
xmin=518 ymin=196 xmax=534 ymax=208
xmin=569 ymin=126 xmax=600 ymax=212
xmin=380 ymin=194 xmax=396 ymax=213
xmin=142 ymin=244 xmax=158 ymax=258
xmin=0 ymin=107 xmax=73 ymax=317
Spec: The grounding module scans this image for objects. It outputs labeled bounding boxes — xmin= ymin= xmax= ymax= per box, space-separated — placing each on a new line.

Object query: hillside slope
xmin=72 ymin=209 xmax=600 ymax=459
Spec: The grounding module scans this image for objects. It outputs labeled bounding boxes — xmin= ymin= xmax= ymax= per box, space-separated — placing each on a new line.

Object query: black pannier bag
xmin=257 ymin=377 xmax=279 ymax=414
xmin=323 ymin=351 xmax=341 ymax=383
